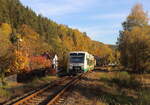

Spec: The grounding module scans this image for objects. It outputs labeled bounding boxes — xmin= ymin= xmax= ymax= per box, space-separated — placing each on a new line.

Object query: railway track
xmin=47 ymin=73 xmax=86 ymax=105
xmin=6 ymin=73 xmax=86 ymax=105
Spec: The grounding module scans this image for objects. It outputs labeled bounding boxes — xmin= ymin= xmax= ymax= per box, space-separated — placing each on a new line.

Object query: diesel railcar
xmin=67 ymin=51 xmax=96 ymax=75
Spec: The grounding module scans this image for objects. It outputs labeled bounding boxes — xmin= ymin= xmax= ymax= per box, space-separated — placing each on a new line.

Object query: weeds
xmin=26 ymin=77 xmax=41 ymax=88
xmin=138 ymin=89 xmax=150 ymax=105
xmin=100 ymin=72 xmax=141 ymax=89
xmin=0 ymin=88 xmax=11 ymax=98
xmin=99 ymin=72 xmax=143 ymax=105
xmin=0 ymin=82 xmax=11 ymax=99
xmin=27 ymin=75 xmax=57 ymax=88
xmin=0 ymin=71 xmax=11 ymax=99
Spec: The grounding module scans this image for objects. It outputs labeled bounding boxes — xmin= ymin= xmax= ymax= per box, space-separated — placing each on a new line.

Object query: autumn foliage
xmin=117 ymin=4 xmax=150 ymax=73
xmin=7 ymin=50 xmax=29 ymax=73
xmin=28 ymin=56 xmax=52 ymax=72
xmin=0 ymin=0 xmax=115 ymax=74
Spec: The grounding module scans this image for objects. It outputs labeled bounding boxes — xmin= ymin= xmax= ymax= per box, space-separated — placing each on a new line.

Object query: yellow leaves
xmin=0 ymin=23 xmax=12 ymax=36
xmin=124 ymin=3 xmax=148 ymax=32
xmin=19 ymin=24 xmax=39 ymax=40
xmin=119 ymin=25 xmax=150 ymax=71
xmin=8 ymin=50 xmax=29 ymax=73
xmin=126 ymin=27 xmax=150 ymax=45
xmin=129 ymin=3 xmax=148 ymax=21
xmin=0 ymin=23 xmax=12 ymax=56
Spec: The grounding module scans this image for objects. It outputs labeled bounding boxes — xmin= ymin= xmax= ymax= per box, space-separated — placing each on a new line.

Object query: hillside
xmin=0 ymin=0 xmax=115 ymax=68
xmin=108 ymin=44 xmax=117 ymax=50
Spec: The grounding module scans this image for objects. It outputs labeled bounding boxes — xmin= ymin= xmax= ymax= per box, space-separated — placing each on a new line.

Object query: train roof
xmin=69 ymin=51 xmax=88 ymax=54
xmin=69 ymin=51 xmax=94 ymax=57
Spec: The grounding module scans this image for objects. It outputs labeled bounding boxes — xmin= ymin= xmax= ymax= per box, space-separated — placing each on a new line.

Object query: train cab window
xmin=70 ymin=53 xmax=78 ymax=56
xmin=69 ymin=53 xmax=85 ymax=63
xmin=78 ymin=53 xmax=85 ymax=56
xmin=70 ymin=57 xmax=84 ymax=63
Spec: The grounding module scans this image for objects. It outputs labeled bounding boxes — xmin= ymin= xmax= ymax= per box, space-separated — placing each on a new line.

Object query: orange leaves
xmin=6 ymin=50 xmax=52 ymax=73
xmin=28 ymin=56 xmax=52 ymax=72
xmin=0 ymin=23 xmax=12 ymax=36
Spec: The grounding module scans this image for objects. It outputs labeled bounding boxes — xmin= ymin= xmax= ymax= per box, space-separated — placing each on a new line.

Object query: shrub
xmin=7 ymin=50 xmax=29 ymax=73
xmin=0 ymin=88 xmax=11 ymax=98
xmin=139 ymin=89 xmax=150 ymax=105
xmin=100 ymin=72 xmax=141 ymax=89
xmin=111 ymin=72 xmax=141 ymax=89
xmin=28 ymin=56 xmax=52 ymax=72
xmin=115 ymin=72 xmax=130 ymax=80
xmin=142 ymin=62 xmax=150 ymax=73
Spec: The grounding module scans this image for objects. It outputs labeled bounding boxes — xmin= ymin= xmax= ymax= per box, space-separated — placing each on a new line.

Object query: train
xmin=67 ymin=51 xmax=96 ymax=75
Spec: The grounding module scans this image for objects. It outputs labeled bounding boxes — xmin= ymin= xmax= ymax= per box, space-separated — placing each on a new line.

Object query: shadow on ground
xmin=94 ymin=69 xmax=124 ymax=73
xmin=94 ymin=69 xmax=109 ymax=73
xmin=74 ymin=77 xmax=139 ymax=105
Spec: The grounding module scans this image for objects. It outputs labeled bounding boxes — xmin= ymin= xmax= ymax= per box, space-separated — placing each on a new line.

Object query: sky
xmin=20 ymin=0 xmax=150 ymax=44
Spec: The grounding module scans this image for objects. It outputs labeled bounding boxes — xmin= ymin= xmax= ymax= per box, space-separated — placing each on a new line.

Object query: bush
xmin=100 ymin=72 xmax=141 ymax=89
xmin=111 ymin=72 xmax=141 ymax=89
xmin=139 ymin=89 xmax=150 ymax=105
xmin=142 ymin=62 xmax=150 ymax=73
xmin=28 ymin=56 xmax=51 ymax=72
xmin=115 ymin=72 xmax=130 ymax=80
xmin=0 ymin=87 xmax=11 ymax=98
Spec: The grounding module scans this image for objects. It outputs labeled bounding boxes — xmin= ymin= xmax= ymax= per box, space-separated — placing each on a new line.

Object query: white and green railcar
xmin=67 ymin=51 xmax=95 ymax=75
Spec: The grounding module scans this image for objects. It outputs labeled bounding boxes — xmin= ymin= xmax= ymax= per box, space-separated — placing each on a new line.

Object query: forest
xmin=0 ymin=0 xmax=115 ymax=74
xmin=0 ymin=0 xmax=149 ymax=76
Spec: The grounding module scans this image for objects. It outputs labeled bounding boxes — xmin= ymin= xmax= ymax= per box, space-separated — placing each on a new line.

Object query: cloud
xmin=20 ymin=0 xmax=95 ymax=16
xmin=91 ymin=13 xmax=128 ymax=20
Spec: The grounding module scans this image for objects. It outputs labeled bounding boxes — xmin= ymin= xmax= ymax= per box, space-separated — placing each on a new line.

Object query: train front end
xmin=67 ymin=52 xmax=86 ymax=75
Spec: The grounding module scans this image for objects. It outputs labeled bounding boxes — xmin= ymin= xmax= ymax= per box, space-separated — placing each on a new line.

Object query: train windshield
xmin=70 ymin=53 xmax=85 ymax=63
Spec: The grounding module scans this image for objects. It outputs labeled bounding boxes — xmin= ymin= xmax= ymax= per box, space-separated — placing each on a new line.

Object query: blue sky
xmin=20 ymin=0 xmax=150 ymax=44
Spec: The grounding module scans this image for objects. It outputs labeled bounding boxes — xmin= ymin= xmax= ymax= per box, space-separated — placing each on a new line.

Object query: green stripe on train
xmin=82 ymin=67 xmax=92 ymax=72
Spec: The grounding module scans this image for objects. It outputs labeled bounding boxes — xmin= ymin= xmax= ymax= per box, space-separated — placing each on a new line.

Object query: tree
xmin=117 ymin=3 xmax=150 ymax=73
xmin=0 ymin=0 xmax=115 ymax=71
xmin=122 ymin=3 xmax=148 ymax=31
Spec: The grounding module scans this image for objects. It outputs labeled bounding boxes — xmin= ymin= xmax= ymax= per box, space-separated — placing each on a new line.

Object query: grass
xmin=26 ymin=75 xmax=58 ymax=88
xmin=100 ymin=72 xmax=141 ymax=89
xmin=138 ymin=88 xmax=150 ymax=105
xmin=0 ymin=88 xmax=11 ymax=98
xmin=0 ymin=74 xmax=58 ymax=103
xmin=0 ymin=84 xmax=12 ymax=102
xmin=70 ymin=71 xmax=140 ymax=105
xmin=97 ymin=71 xmax=150 ymax=105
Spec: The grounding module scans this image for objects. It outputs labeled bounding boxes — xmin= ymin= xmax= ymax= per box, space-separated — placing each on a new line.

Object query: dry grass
xmin=26 ymin=75 xmax=58 ymax=88
xmin=62 ymin=70 xmax=150 ymax=105
xmin=0 ymin=75 xmax=58 ymax=104
xmin=0 ymin=88 xmax=11 ymax=102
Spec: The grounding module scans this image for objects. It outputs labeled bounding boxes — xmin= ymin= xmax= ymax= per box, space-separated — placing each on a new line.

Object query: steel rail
xmin=10 ymin=77 xmax=70 ymax=105
xmin=47 ymin=73 xmax=86 ymax=105
xmin=8 ymin=72 xmax=88 ymax=105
